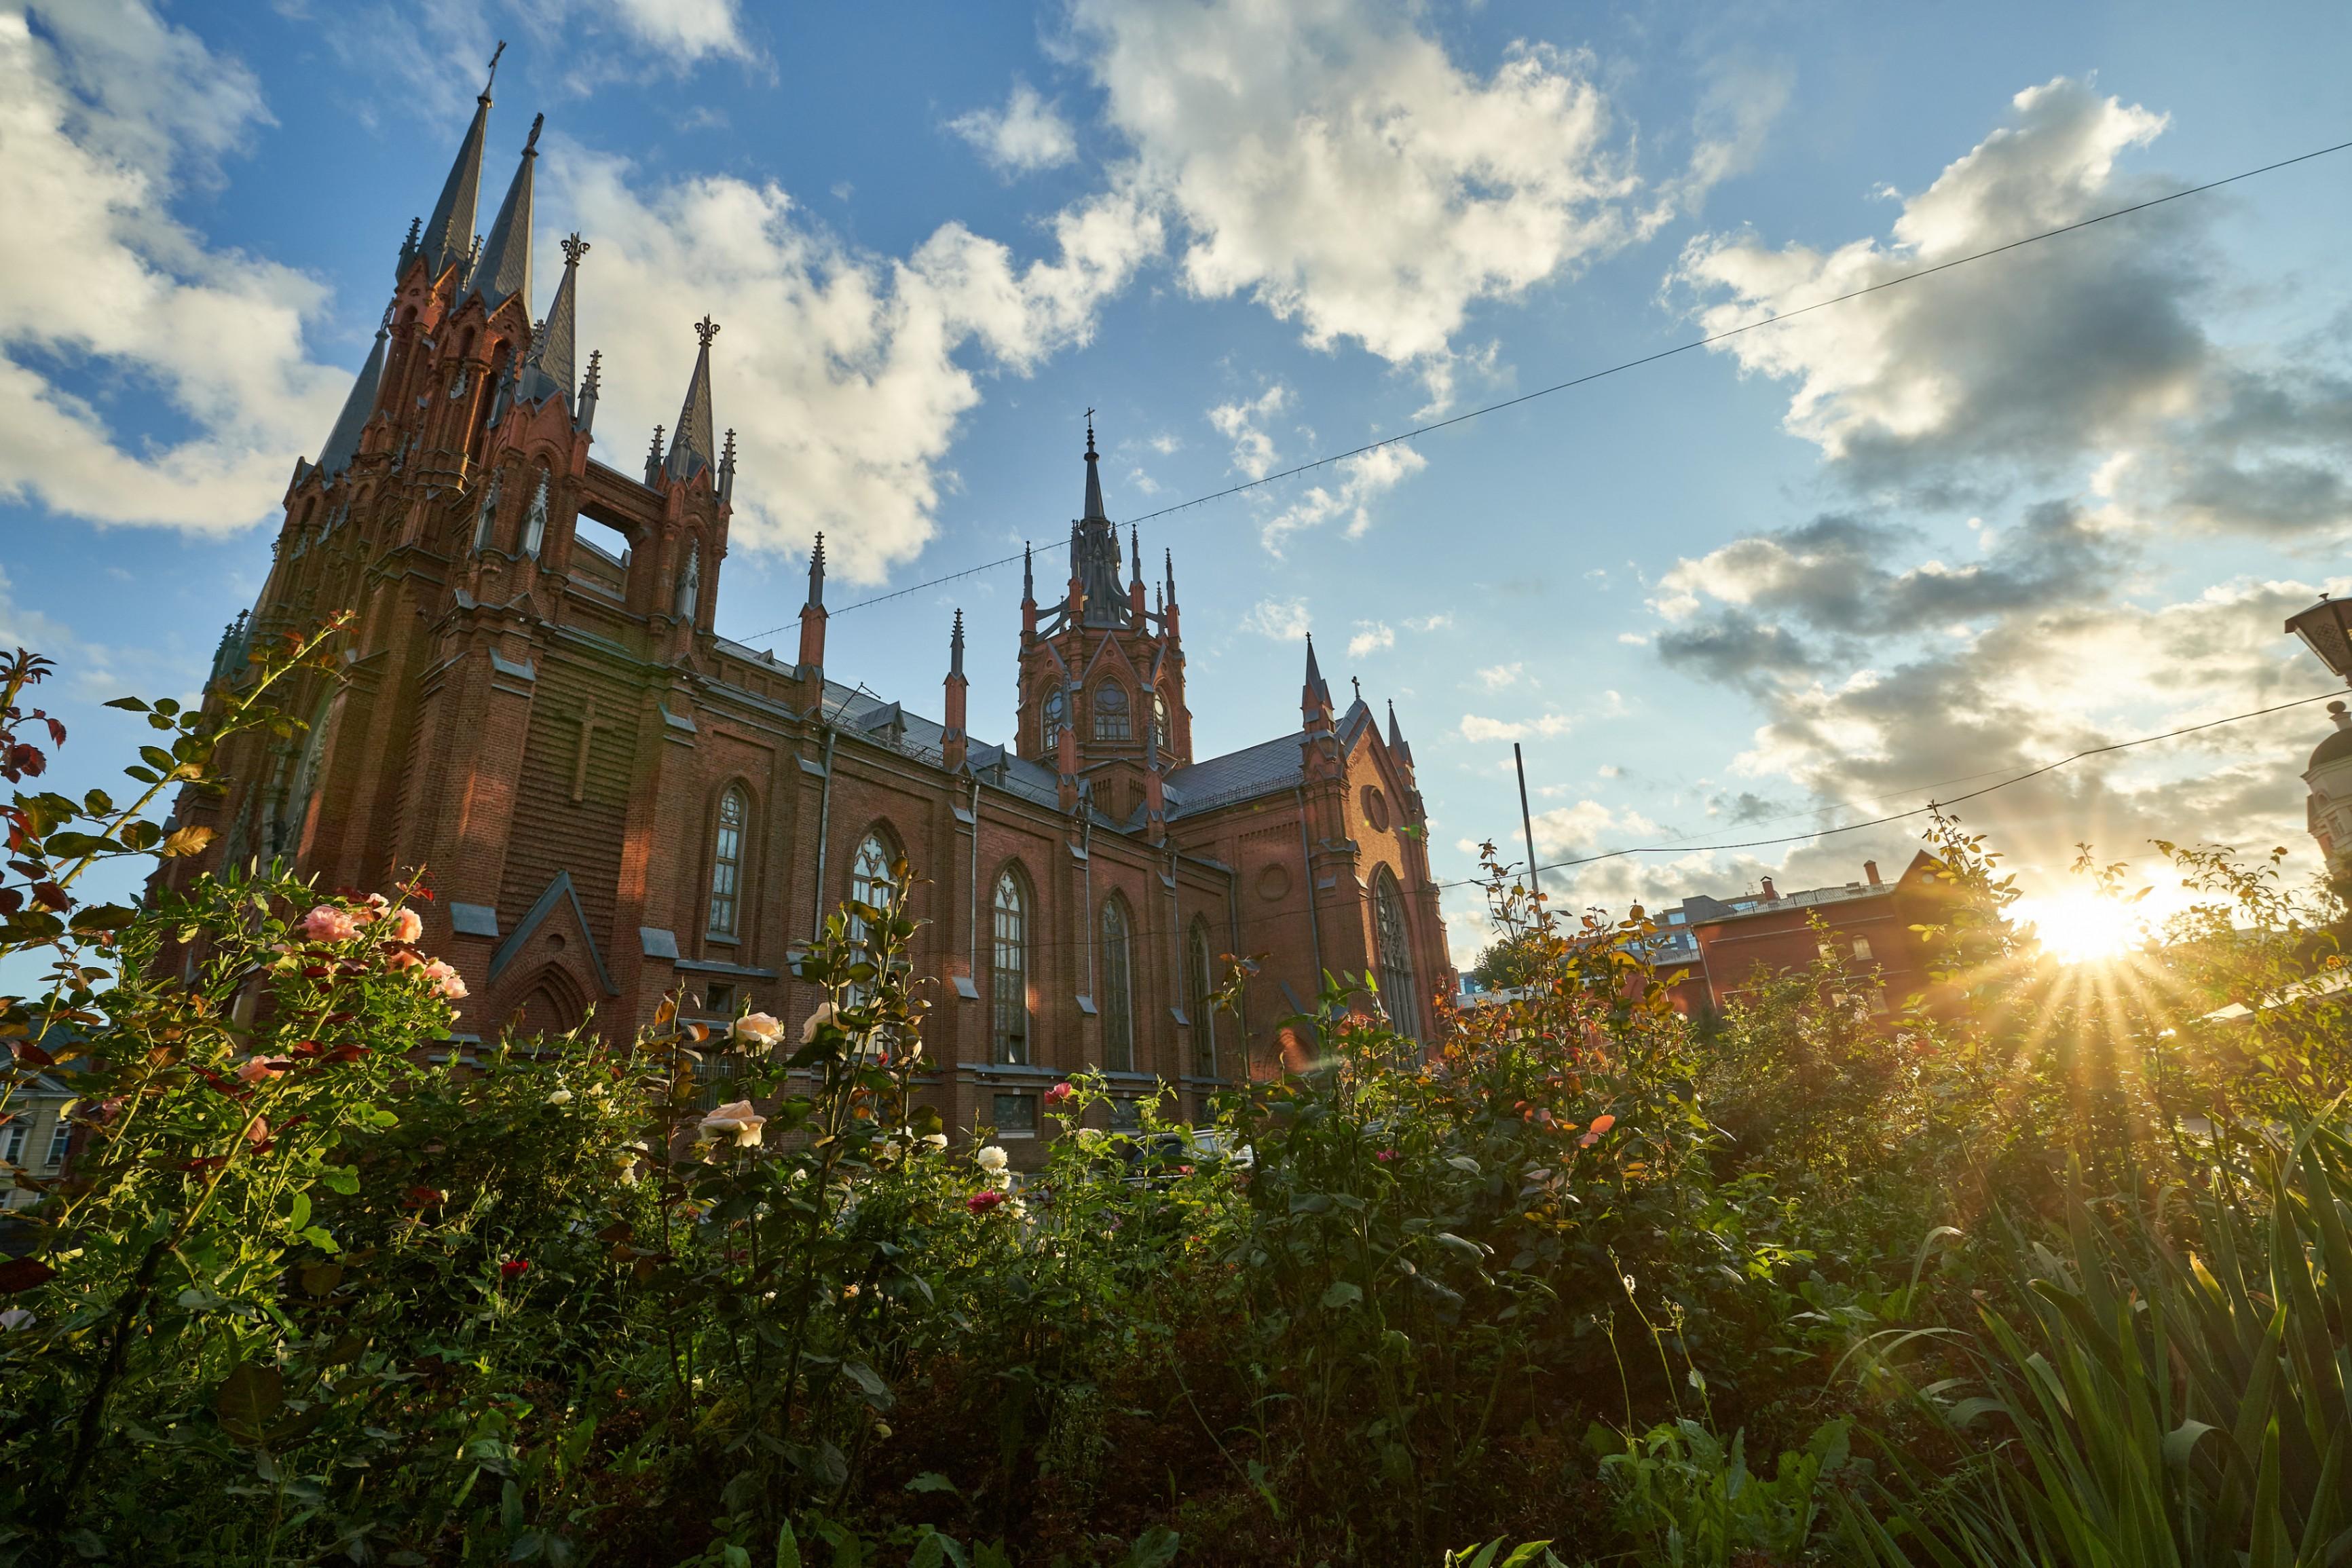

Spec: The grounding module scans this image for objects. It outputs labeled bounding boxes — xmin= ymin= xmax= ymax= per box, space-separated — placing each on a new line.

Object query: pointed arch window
xmin=1373 ymin=869 xmax=1419 ymax=1043
xmin=991 ymin=868 xmax=1030 ymax=1064
xmin=1187 ymin=919 xmax=1217 ymax=1079
xmin=1093 ymin=682 xmax=1130 ymax=741
xmin=1100 ymin=899 xmax=1134 ymax=1072
xmin=847 ymin=831 xmax=896 ymax=1002
xmin=1153 ymin=689 xmax=1172 ymax=753
xmin=1041 ymin=687 xmax=1067 ymax=749
xmin=707 ymin=787 xmax=747 ymax=939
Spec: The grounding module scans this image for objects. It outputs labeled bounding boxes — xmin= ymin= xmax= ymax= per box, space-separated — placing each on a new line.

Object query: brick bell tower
xmin=1015 ymin=421 xmax=1191 ymax=840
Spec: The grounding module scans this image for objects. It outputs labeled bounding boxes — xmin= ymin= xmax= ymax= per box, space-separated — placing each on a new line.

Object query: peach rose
xmin=301 ymin=905 xmax=359 ymax=943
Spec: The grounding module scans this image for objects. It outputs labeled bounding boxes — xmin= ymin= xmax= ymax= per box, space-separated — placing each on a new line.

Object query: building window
xmin=1153 ymin=688 xmax=1172 ymax=752
xmin=707 ymin=787 xmax=747 ymax=939
xmin=992 ymin=1092 xmax=1038 ymax=1138
xmin=1852 ymin=937 xmax=1874 ymax=961
xmin=1373 ymin=870 xmax=1419 ymax=1043
xmin=702 ymin=982 xmax=735 ymax=1017
xmin=697 ymin=1058 xmax=737 ymax=1112
xmin=1188 ymin=920 xmax=1216 ymax=1079
xmin=1101 ymin=899 xmax=1134 ymax=1072
xmin=1 ymin=1119 xmax=24 ymax=1164
xmin=848 ymin=831 xmax=896 ymax=1002
xmin=1041 ymin=688 xmax=1066 ymax=749
xmin=45 ymin=1118 xmax=71 ymax=1168
xmin=991 ymin=869 xmax=1029 ymax=1064
xmin=1093 ymin=683 xmax=1130 ymax=741
xmin=1108 ymin=1098 xmax=1142 ymax=1132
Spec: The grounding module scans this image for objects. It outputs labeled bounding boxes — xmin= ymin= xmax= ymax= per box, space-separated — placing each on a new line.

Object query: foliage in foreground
xmin=2 ymin=633 xmax=2349 ymax=1567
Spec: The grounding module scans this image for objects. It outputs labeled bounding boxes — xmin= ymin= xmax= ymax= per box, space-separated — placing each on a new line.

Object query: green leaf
xmin=215 ymin=1361 xmax=283 ymax=1441
xmin=905 ymin=1472 xmax=960 ymax=1495
xmin=772 ymin=1520 xmax=801 ymax=1568
xmin=2163 ymin=1417 xmax=2216 ymax=1469
xmin=841 ymin=1360 xmax=892 ymax=1411
xmin=1446 ymin=1155 xmax=1482 ymax=1175
xmin=103 ymin=697 xmax=149 ymax=713
xmin=1320 ymin=1280 xmax=1364 ymax=1310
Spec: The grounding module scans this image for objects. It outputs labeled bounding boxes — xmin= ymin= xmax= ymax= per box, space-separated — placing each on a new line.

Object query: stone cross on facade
xmin=571 ymin=697 xmax=607 ymax=802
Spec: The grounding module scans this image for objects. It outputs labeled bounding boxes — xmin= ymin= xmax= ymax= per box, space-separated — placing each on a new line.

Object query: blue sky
xmin=7 ymin=0 xmax=2352 ymax=965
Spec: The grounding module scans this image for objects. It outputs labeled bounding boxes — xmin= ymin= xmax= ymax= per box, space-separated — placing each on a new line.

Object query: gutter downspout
xmin=1294 ymin=784 xmax=1325 ymax=984
xmin=808 ymin=726 xmax=839 ymax=939
xmin=967 ymin=776 xmax=982 ymax=988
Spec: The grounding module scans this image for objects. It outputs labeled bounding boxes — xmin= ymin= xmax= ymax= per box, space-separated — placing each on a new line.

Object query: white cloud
xmin=1239 ymin=596 xmax=1312 ymax=640
xmin=1206 ymin=384 xmax=1289 ymax=479
xmin=1072 ymin=0 xmax=1651 ymax=400
xmin=1476 ymin=661 xmax=1523 ymax=690
xmin=948 ymin=79 xmax=1080 ymax=175
xmin=552 ymin=147 xmax=1159 ymax=582
xmin=1406 ymin=612 xmax=1453 ymax=633
xmin=0 ymin=3 xmax=348 ymax=535
xmin=597 ymin=0 xmax=749 ymax=64
xmin=1259 ymin=441 xmax=1426 ymax=553
xmin=1348 ymin=620 xmax=1394 ymax=658
xmin=1459 ymin=713 xmax=1571 ymax=743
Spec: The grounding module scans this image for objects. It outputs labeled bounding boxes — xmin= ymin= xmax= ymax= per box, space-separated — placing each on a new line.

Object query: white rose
xmin=800 ymin=1003 xmax=835 ymax=1045
xmin=921 ymin=1132 xmax=948 ymax=1151
xmin=546 ymin=1088 xmax=573 ymax=1106
xmin=990 ymin=1170 xmax=1014 ymax=1191
xmin=700 ymin=1100 xmax=767 ymax=1149
xmin=974 ymin=1145 xmax=1009 ymax=1174
xmin=734 ymin=1011 xmax=783 ymax=1047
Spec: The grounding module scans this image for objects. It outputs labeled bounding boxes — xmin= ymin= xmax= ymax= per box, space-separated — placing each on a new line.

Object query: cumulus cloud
xmin=1239 ymin=596 xmax=1312 ymax=640
xmin=1348 ymin=620 xmax=1394 ymax=658
xmin=1258 ymin=442 xmax=1426 ymax=553
xmin=0 ymin=3 xmax=348 ymax=534
xmin=596 ymin=0 xmax=750 ymax=64
xmin=1459 ymin=713 xmax=1570 ymax=743
xmin=1476 ymin=662 xmax=1524 ymax=690
xmin=1207 ymin=384 xmax=1289 ymax=479
xmin=949 ymin=79 xmax=1080 ymax=175
xmin=548 ymin=146 xmax=1159 ymax=582
xmin=1071 ymin=0 xmax=1654 ymax=400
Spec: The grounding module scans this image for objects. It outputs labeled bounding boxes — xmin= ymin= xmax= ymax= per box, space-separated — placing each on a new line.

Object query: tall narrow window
xmin=1153 ymin=689 xmax=1172 ymax=753
xmin=45 ymin=1117 xmax=70 ymax=1167
xmin=708 ymin=787 xmax=747 ymax=939
xmin=1041 ymin=688 xmax=1066 ymax=749
xmin=991 ymin=869 xmax=1029 ymax=1064
xmin=1187 ymin=920 xmax=1216 ymax=1079
xmin=1373 ymin=869 xmax=1419 ymax=1043
xmin=848 ymin=832 xmax=895 ymax=1002
xmin=1093 ymin=683 xmax=1130 ymax=740
xmin=1100 ymin=899 xmax=1134 ymax=1072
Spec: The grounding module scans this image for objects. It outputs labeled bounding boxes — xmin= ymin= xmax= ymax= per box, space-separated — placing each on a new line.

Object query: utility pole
xmin=1513 ymin=742 xmax=1541 ymax=913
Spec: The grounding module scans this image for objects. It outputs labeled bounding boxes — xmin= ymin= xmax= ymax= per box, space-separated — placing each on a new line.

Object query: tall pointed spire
xmin=1082 ymin=414 xmax=1106 ymax=521
xmin=644 ymin=424 xmax=665 ymax=487
xmin=1301 ymin=633 xmax=1334 ymax=728
xmin=422 ymin=42 xmax=502 ymax=280
xmin=663 ymin=316 xmax=720 ymax=484
xmin=806 ymin=531 xmax=827 ymax=608
xmin=950 ymin=608 xmax=966 ymax=679
xmin=316 ymin=321 xmax=390 ymax=481
xmin=516 ymin=232 xmax=584 ymax=407
xmin=466 ymin=114 xmax=540 ymax=312
xmin=1387 ymin=699 xmax=1415 ymax=766
xmin=1163 ymin=546 xmax=1176 ymax=605
xmin=1022 ymin=542 xmax=1035 ymax=605
xmin=1129 ymin=525 xmax=1143 ymax=590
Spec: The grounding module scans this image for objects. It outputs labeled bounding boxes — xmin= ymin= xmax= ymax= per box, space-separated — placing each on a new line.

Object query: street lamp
xmin=2285 ymin=593 xmax=2352 ymax=686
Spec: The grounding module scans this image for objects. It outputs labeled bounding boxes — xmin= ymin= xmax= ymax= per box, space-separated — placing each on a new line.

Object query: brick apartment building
xmin=166 ymin=62 xmax=1455 ymax=1146
xmin=1646 ymin=853 xmax=1945 ymax=1019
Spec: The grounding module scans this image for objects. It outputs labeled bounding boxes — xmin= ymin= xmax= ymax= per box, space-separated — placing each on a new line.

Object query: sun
xmin=2014 ymin=889 xmax=2146 ymax=965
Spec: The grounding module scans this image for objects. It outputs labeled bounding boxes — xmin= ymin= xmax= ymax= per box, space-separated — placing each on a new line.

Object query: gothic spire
xmin=949 ymin=607 xmax=966 ymax=679
xmin=465 ymin=114 xmax=540 ymax=312
xmin=1129 ymin=525 xmax=1143 ymax=590
xmin=663 ymin=316 xmax=720 ymax=484
xmin=315 ymin=322 xmax=388 ymax=481
xmin=515 ymin=231 xmax=583 ymax=407
xmin=1022 ymin=541 xmax=1035 ymax=605
xmin=422 ymin=43 xmax=501 ymax=280
xmin=1082 ymin=415 xmax=1106 ymax=521
xmin=806 ymin=532 xmax=827 ymax=608
xmin=1301 ymin=633 xmax=1333 ymax=724
xmin=1387 ymin=699 xmax=1415 ymax=765
xmin=1163 ymin=546 xmax=1176 ymax=605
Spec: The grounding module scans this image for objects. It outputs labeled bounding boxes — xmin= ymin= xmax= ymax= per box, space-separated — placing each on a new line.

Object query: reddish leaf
xmin=9 ymin=1043 xmax=54 ymax=1068
xmin=0 ymin=1258 xmax=57 ymax=1293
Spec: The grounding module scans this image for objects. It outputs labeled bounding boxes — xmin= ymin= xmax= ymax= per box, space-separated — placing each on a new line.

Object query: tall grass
xmin=1846 ymin=1122 xmax=2352 ymax=1567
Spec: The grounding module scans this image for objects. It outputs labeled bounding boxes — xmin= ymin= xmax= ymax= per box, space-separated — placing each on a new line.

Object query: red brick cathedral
xmin=177 ymin=62 xmax=1455 ymax=1135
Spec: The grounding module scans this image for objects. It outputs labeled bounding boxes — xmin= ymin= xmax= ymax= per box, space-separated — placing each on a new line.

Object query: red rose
xmin=500 ymin=1258 xmax=530 ymax=1280
xmin=967 ymin=1189 xmax=1005 ymax=1215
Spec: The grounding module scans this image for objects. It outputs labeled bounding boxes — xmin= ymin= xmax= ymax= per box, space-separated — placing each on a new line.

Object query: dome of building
xmin=2311 ymin=703 xmax=2352 ymax=770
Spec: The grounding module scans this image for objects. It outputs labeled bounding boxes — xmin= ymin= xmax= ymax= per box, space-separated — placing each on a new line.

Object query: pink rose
xmin=1375 ymin=1149 xmax=1396 ymax=1163
xmin=1043 ymin=1082 xmax=1075 ymax=1108
xmin=420 ymin=959 xmax=467 ymax=1001
xmin=386 ymin=950 xmax=422 ymax=971
xmin=386 ymin=908 xmax=424 ymax=944
xmin=301 ymin=905 xmax=359 ymax=943
xmin=967 ymin=1189 xmax=1005 ymax=1215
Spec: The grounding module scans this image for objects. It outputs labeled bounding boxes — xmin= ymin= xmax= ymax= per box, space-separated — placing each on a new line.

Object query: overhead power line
xmin=1449 ymin=689 xmax=2346 ymax=892
xmin=736 ymin=131 xmax=2352 ymax=647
